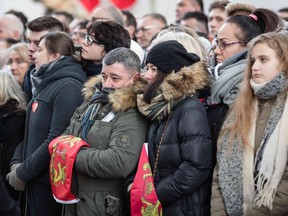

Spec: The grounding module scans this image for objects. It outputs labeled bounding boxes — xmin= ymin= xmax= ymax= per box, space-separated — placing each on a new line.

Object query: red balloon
xmin=109 ymin=0 xmax=136 ymax=9
xmin=80 ymin=0 xmax=100 ymax=12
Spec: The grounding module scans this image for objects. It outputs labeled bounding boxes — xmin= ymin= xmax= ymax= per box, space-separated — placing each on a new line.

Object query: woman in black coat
xmin=136 ymin=41 xmax=213 ymax=215
xmin=0 ymin=70 xmax=26 ymax=201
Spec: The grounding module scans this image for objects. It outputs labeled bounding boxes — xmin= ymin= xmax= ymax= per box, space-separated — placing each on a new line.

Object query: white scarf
xmin=245 ymin=96 xmax=288 ymax=210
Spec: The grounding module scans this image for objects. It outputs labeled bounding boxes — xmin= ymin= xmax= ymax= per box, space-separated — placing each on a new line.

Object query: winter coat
xmin=211 ymin=94 xmax=288 ymax=216
xmin=0 ymin=176 xmax=20 ymax=216
xmin=11 ymin=56 xmax=86 ymax=216
xmin=138 ymin=62 xmax=213 ymax=216
xmin=0 ymin=99 xmax=25 ymax=200
xmin=63 ymin=76 xmax=148 ymax=216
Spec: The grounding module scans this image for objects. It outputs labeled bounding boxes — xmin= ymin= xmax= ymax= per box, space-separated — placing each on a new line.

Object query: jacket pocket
xmin=105 ymin=194 xmax=121 ymax=216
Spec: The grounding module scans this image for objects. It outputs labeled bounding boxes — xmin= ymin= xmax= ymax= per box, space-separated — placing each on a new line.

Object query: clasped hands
xmin=6 ymin=163 xmax=26 ymax=191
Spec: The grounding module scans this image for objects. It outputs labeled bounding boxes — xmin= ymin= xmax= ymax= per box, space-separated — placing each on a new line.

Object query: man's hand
xmin=6 ymin=170 xmax=26 ymax=191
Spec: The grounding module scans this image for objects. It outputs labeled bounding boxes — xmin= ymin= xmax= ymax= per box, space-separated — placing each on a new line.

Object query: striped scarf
xmin=137 ymin=92 xmax=183 ymax=121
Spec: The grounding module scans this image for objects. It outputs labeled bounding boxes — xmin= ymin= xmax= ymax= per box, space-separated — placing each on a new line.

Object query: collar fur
xmin=158 ymin=61 xmax=210 ymax=101
xmin=82 ymin=75 xmax=144 ymax=112
xmin=82 ymin=61 xmax=210 ymax=112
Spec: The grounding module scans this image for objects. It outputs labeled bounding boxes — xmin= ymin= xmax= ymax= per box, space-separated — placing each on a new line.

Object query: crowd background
xmin=1 ymin=0 xmax=288 ymax=215
xmin=1 ymin=0 xmax=288 ymax=25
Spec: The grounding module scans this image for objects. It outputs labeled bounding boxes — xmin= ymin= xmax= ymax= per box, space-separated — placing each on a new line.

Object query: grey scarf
xmin=30 ymin=57 xmax=64 ymax=96
xmin=218 ymin=73 xmax=287 ymax=215
xmin=207 ymin=50 xmax=247 ymax=105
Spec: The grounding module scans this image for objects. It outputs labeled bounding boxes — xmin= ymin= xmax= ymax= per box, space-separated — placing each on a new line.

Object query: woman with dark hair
xmin=207 ymin=8 xmax=283 ymax=149
xmin=207 ymin=8 xmax=285 ymax=216
xmin=6 ymin=32 xmax=86 ymax=216
xmin=81 ymin=20 xmax=131 ymax=77
xmin=133 ymin=40 xmax=213 ymax=215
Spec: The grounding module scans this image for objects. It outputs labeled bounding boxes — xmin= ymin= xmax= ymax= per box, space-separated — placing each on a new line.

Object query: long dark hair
xmin=227 ymin=8 xmax=280 ymax=43
xmin=143 ymin=70 xmax=167 ymax=104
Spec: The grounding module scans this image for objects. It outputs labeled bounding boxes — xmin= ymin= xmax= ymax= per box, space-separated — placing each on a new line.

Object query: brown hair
xmin=143 ymin=70 xmax=167 ymax=103
xmin=219 ymin=32 xmax=288 ymax=148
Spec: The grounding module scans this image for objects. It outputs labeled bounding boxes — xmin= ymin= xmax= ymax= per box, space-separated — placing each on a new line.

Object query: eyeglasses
xmin=215 ymin=39 xmax=246 ymax=51
xmin=136 ymin=25 xmax=155 ymax=34
xmin=70 ymin=32 xmax=86 ymax=39
xmin=85 ymin=34 xmax=103 ymax=46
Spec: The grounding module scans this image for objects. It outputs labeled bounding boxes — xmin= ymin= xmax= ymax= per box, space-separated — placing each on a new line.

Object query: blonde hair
xmin=0 ymin=50 xmax=8 ymax=69
xmin=7 ymin=42 xmax=29 ymax=64
xmin=0 ymin=70 xmax=27 ymax=109
xmin=225 ymin=2 xmax=256 ymax=17
xmin=219 ymin=32 xmax=288 ymax=148
xmin=150 ymin=25 xmax=207 ymax=61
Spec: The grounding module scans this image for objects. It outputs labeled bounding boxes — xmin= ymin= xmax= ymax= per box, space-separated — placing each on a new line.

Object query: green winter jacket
xmin=63 ymin=76 xmax=148 ymax=216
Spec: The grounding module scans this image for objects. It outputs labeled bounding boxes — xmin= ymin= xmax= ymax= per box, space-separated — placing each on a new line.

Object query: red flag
xmin=80 ymin=0 xmax=100 ymax=12
xmin=109 ymin=0 xmax=136 ymax=9
xmin=130 ymin=143 xmax=162 ymax=216
xmin=49 ymin=135 xmax=89 ymax=204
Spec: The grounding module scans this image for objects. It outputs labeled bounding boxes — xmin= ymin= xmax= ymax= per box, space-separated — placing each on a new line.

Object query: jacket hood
xmin=82 ymin=75 xmax=102 ymax=101
xmin=159 ymin=61 xmax=210 ymax=101
xmin=82 ymin=74 xmax=147 ymax=112
xmin=110 ymin=61 xmax=210 ymax=112
xmin=39 ymin=56 xmax=87 ymax=86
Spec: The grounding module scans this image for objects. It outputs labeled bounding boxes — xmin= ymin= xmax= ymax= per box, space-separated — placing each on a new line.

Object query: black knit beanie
xmin=145 ymin=40 xmax=200 ymax=74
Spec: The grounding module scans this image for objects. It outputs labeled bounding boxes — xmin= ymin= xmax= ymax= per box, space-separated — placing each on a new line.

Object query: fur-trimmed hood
xmin=81 ymin=74 xmax=146 ymax=112
xmin=82 ymin=61 xmax=210 ymax=112
xmin=158 ymin=61 xmax=210 ymax=101
xmin=82 ymin=75 xmax=102 ymax=101
xmin=109 ymin=61 xmax=211 ymax=112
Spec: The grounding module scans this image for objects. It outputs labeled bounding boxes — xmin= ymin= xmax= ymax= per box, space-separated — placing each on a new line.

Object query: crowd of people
xmin=1 ymin=0 xmax=288 ymax=215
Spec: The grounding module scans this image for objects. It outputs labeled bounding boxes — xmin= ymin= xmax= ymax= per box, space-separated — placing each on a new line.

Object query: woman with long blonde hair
xmin=6 ymin=43 xmax=30 ymax=86
xmin=212 ymin=32 xmax=288 ymax=215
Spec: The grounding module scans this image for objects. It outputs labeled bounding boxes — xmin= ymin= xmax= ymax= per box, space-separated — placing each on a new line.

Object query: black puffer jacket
xmin=147 ymin=98 xmax=212 ymax=216
xmin=140 ymin=62 xmax=213 ymax=216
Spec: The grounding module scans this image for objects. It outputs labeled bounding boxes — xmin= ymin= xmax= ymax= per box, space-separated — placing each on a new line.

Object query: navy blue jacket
xmin=12 ymin=56 xmax=87 ymax=184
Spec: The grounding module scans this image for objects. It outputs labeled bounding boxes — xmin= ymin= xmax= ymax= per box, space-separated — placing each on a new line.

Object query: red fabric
xmin=109 ymin=0 xmax=136 ymax=9
xmin=49 ymin=135 xmax=89 ymax=204
xmin=130 ymin=144 xmax=162 ymax=216
xmin=80 ymin=0 xmax=100 ymax=12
